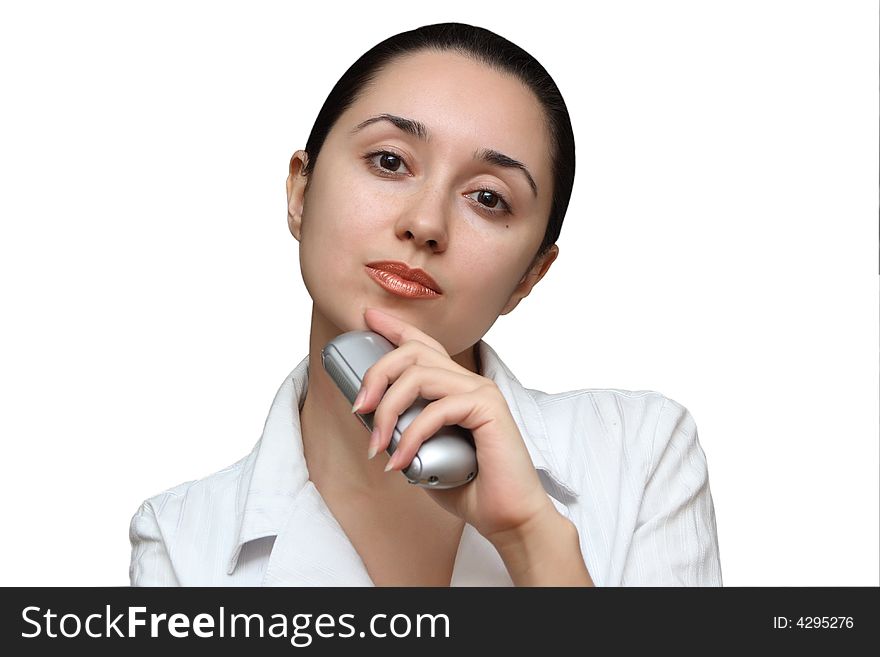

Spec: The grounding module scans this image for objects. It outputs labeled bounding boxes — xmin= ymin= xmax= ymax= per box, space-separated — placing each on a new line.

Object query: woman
xmin=129 ymin=22 xmax=722 ymax=587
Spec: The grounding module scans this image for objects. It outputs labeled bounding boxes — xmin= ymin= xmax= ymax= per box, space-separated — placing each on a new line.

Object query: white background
xmin=0 ymin=0 xmax=876 ymax=586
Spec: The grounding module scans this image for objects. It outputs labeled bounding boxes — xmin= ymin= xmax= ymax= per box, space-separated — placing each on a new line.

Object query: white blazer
xmin=129 ymin=339 xmax=723 ymax=586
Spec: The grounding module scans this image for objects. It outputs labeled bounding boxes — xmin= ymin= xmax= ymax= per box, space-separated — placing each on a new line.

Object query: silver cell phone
xmin=321 ymin=330 xmax=478 ymax=489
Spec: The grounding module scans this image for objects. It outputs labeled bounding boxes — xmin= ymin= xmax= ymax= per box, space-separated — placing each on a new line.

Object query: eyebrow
xmin=350 ymin=113 xmax=538 ymax=198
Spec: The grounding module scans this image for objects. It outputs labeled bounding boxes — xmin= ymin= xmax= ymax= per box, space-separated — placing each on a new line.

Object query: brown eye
xmin=363 ymin=150 xmax=412 ymax=176
xmin=476 ymin=190 xmax=500 ymax=208
xmin=378 ymin=152 xmax=403 ymax=172
xmin=465 ymin=188 xmax=512 ymax=215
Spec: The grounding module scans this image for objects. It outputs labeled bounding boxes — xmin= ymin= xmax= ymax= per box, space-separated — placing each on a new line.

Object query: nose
xmin=394 ymin=187 xmax=449 ymax=253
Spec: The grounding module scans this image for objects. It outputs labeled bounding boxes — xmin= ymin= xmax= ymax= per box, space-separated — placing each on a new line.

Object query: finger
xmin=355 ymin=341 xmax=462 ymax=414
xmin=372 ymin=366 xmax=476 ymax=453
xmin=384 ymin=393 xmax=475 ymax=472
xmin=363 ymin=307 xmax=449 ymax=356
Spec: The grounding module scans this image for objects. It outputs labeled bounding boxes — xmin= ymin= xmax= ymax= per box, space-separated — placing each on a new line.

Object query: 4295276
xmin=773 ymin=616 xmax=854 ymax=629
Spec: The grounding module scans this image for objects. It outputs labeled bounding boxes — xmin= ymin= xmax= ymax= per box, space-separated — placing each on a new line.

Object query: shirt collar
xmin=226 ymin=338 xmax=580 ymax=575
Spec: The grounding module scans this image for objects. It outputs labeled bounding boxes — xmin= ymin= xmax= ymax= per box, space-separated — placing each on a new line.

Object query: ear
xmin=286 ymin=150 xmax=310 ymax=241
xmin=499 ymin=244 xmax=559 ymax=315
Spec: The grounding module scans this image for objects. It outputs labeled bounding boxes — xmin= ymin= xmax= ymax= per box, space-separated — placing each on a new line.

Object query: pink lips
xmin=365 ymin=261 xmax=442 ymax=299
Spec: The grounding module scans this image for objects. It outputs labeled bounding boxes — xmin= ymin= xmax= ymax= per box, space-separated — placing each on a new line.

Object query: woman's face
xmin=287 ymin=49 xmax=559 ymax=358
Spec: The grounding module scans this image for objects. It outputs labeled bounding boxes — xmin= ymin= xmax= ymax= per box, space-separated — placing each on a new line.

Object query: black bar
xmin=2 ymin=587 xmax=876 ymax=653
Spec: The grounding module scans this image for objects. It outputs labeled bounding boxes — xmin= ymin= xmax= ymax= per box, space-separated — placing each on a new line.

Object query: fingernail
xmin=367 ymin=428 xmax=380 ymax=460
xmin=384 ymin=452 xmax=397 ymax=472
xmin=351 ymin=388 xmax=366 ymax=414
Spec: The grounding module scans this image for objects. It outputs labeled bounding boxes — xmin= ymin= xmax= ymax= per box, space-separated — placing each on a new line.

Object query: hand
xmin=352 ymin=307 xmax=558 ymax=542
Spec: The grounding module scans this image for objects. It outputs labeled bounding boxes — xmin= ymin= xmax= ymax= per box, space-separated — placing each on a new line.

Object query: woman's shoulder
xmin=130 ymin=451 xmax=253 ymax=532
xmin=528 ymin=384 xmax=691 ymax=421
xmin=525 ymin=385 xmax=702 ymax=461
xmin=128 ymin=451 xmax=259 ymax=586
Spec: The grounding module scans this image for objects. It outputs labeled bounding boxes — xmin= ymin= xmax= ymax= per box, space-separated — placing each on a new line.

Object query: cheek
xmin=300 ymin=169 xmax=381 ymax=245
xmin=455 ymin=243 xmax=525 ymax=302
xmin=312 ymin=175 xmax=389 ymax=238
xmin=297 ymin=182 xmax=393 ymax=300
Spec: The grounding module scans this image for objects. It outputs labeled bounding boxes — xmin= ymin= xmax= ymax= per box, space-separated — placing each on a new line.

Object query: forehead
xmin=339 ymin=50 xmax=552 ymax=187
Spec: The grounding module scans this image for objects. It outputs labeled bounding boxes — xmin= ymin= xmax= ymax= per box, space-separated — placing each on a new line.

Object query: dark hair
xmin=301 ymin=22 xmax=575 ymax=264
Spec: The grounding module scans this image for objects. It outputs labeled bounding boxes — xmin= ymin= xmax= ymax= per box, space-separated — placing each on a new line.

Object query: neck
xmin=299 ymin=304 xmax=480 ymax=496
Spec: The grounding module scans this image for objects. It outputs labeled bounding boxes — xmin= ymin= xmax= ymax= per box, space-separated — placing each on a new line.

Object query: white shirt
xmin=129 ymin=339 xmax=723 ymax=586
